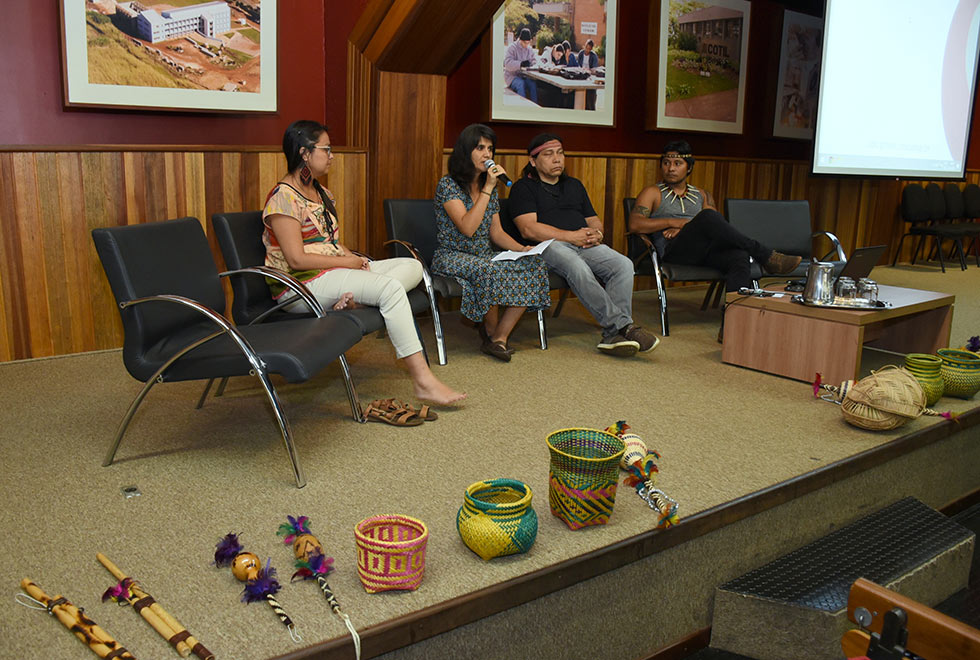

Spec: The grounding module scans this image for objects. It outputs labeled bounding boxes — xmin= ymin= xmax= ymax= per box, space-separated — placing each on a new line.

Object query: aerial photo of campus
xmin=84 ymin=0 xmax=262 ymax=93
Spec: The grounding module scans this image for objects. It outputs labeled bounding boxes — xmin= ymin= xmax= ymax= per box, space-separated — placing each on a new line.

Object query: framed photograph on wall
xmin=59 ymin=0 xmax=277 ymax=112
xmin=772 ymin=10 xmax=823 ymax=139
xmin=655 ymin=0 xmax=750 ymax=134
xmin=490 ymin=0 xmax=617 ymax=126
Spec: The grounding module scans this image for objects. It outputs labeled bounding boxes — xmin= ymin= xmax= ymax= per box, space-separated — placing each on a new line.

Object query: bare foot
xmin=332 ymin=292 xmax=356 ymax=310
xmin=414 ymin=378 xmax=467 ymax=406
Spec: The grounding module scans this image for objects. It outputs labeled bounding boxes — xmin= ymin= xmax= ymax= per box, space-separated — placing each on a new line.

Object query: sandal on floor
xmin=406 ymin=403 xmax=438 ymax=421
xmin=365 ymin=399 xmax=424 ymax=426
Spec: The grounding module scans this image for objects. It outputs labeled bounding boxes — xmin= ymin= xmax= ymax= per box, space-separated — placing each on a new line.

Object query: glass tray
xmin=791 ymin=295 xmax=890 ymax=310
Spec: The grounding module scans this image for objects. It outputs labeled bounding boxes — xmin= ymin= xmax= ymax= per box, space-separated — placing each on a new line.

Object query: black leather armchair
xmin=724 ymin=198 xmax=846 ymax=281
xmin=92 ymin=217 xmax=364 ymax=488
xmin=624 ymin=197 xmax=726 ymax=337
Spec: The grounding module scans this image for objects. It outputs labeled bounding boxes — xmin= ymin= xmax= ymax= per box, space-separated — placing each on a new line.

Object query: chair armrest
xmin=121 ymin=294 xmax=267 ymax=375
xmin=219 ymin=266 xmax=325 ymax=318
xmin=627 ymin=232 xmax=655 ymax=267
xmin=812 ymin=231 xmax=846 ymax=262
xmin=349 ymin=249 xmax=373 ymax=261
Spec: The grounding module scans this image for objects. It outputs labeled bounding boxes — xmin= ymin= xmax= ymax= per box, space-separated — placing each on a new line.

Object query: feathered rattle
xmin=278 ymin=515 xmax=361 ymax=660
xmin=213 ymin=533 xmax=301 ymax=643
xmin=606 ymin=421 xmax=680 ymax=528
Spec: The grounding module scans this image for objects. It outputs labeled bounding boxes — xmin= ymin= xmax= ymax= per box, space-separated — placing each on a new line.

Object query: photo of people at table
xmin=500 ymin=0 xmax=607 ymax=112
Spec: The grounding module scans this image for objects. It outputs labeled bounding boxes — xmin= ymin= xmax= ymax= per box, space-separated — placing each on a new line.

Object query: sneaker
xmin=597 ymin=333 xmax=640 ymax=357
xmin=622 ymin=324 xmax=661 ymax=353
xmin=765 ymin=251 xmax=802 ymax=275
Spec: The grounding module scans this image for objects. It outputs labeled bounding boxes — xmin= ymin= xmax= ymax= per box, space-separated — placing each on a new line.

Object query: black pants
xmin=663 ymin=209 xmax=772 ymax=291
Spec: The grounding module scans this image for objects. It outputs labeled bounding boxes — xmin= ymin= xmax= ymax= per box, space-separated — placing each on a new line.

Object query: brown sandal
xmin=372 ymin=398 xmax=438 ymax=422
xmin=365 ymin=399 xmax=423 ymax=426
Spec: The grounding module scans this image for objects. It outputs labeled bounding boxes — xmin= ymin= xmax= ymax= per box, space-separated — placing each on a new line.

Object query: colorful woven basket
xmin=904 ymin=353 xmax=944 ymax=406
xmin=354 ymin=514 xmax=428 ymax=593
xmin=546 ymin=428 xmax=625 ymax=530
xmin=937 ymin=348 xmax=980 ymax=399
xmin=456 ymin=479 xmax=538 ymax=561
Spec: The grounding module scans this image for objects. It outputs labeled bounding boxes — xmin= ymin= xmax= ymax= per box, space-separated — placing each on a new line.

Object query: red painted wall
xmin=0 ymin=1 xmax=366 ymax=147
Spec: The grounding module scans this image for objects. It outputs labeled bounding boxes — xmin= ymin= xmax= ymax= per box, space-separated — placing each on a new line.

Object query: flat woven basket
xmin=841 ymin=365 xmax=926 ymax=430
xmin=354 ymin=514 xmax=428 ymax=593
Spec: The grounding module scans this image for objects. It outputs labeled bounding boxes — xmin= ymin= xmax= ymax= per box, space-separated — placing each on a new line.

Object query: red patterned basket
xmin=354 ymin=514 xmax=429 ymax=593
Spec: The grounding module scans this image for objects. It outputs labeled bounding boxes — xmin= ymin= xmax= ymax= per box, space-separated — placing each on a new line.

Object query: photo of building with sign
xmin=662 ymin=0 xmax=746 ymax=124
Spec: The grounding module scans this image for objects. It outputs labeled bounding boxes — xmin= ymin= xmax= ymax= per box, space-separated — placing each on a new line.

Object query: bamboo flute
xmin=21 ymin=578 xmax=136 ymax=659
xmin=96 ymin=552 xmax=213 ymax=660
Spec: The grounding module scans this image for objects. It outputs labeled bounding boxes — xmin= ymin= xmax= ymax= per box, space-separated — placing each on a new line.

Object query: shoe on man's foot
xmin=765 ymin=251 xmax=802 ymax=275
xmin=597 ymin=333 xmax=640 ymax=357
xmin=622 ymin=324 xmax=661 ymax=353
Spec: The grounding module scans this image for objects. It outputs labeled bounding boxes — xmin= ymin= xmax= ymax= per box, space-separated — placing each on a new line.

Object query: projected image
xmin=773 ymin=11 xmax=823 ymax=140
xmin=656 ymin=0 xmax=751 ymax=134
xmin=812 ymin=0 xmax=980 ymax=178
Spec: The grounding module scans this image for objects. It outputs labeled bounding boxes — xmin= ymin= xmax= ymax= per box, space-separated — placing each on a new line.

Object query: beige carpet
xmin=1 ymin=264 xmax=978 ymax=660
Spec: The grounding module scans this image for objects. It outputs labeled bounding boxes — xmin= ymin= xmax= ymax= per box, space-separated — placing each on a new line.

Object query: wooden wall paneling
xmin=184 ymin=152 xmax=207 ymax=223
xmin=346 ymin=44 xmax=374 ymax=149
xmin=13 ymin=153 xmax=55 ymax=357
xmin=0 ymin=153 xmax=24 ymax=361
xmin=56 ymin=151 xmax=96 ymax=355
xmin=603 ymin=158 xmax=630 ymax=253
xmin=370 ymin=70 xmax=446 ymax=256
xmin=35 ymin=152 xmax=72 ymax=356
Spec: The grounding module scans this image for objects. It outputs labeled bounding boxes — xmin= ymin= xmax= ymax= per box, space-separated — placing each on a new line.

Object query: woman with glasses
xmin=263 ymin=120 xmax=465 ymax=405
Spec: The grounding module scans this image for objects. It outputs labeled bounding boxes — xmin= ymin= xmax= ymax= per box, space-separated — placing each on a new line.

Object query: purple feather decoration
xmin=214 ymin=532 xmax=244 ymax=567
xmin=102 ymin=577 xmax=134 ymax=604
xmin=241 ymin=558 xmax=282 ymax=603
xmin=291 ymin=548 xmax=335 ymax=582
xmin=967 ymin=335 xmax=980 ymax=352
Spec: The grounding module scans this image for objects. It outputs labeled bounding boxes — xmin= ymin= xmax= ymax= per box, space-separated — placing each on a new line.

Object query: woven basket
xmin=354 ymin=514 xmax=428 ymax=593
xmin=546 ymin=428 xmax=625 ymax=530
xmin=840 ymin=366 xmax=926 ymax=430
xmin=456 ymin=479 xmax=538 ymax=561
xmin=937 ymin=348 xmax=980 ymax=399
xmin=904 ymin=353 xmax=944 ymax=406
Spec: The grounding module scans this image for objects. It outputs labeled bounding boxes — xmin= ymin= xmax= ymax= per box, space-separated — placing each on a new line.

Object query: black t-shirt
xmin=507 ymin=176 xmax=597 ymax=232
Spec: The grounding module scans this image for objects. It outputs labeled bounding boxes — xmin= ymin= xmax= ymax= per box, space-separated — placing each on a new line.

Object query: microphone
xmin=484 ymin=159 xmax=512 ymax=187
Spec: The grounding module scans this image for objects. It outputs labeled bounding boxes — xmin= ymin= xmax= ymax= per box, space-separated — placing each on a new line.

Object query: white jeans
xmin=286 ymin=258 xmax=424 ymax=359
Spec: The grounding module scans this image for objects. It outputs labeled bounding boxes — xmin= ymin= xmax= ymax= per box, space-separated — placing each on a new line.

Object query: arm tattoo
xmin=633 ymin=204 xmax=652 ymax=218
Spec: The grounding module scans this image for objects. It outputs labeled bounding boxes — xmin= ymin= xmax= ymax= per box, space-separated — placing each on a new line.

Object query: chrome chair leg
xmin=251 ymin=367 xmax=306 ymax=488
xmin=427 ymin=292 xmax=447 ymax=366
xmin=338 ymin=354 xmax=365 ymax=423
xmin=196 ymin=378 xmax=215 ymax=409
xmin=103 ymin=376 xmax=161 ymax=466
xmin=537 ymin=309 xmax=548 ymax=350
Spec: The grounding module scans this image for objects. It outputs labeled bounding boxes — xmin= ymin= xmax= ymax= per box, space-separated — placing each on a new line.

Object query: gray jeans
xmin=541 ymin=241 xmax=634 ymax=337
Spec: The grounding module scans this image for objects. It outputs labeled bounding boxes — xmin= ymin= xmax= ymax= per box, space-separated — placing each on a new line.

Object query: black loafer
xmin=481 ymin=340 xmax=512 ymax=362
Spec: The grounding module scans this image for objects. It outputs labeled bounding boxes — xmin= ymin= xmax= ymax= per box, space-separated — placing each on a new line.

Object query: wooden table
xmin=721 ymin=285 xmax=954 ymax=384
xmin=521 ymin=70 xmax=604 ymax=109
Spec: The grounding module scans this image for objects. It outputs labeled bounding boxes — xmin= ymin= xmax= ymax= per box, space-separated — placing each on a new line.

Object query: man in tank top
xmin=629 ymin=140 xmax=801 ymax=294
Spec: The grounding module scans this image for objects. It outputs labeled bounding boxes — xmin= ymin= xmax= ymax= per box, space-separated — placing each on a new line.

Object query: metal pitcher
xmin=803 ymin=261 xmax=835 ymax=304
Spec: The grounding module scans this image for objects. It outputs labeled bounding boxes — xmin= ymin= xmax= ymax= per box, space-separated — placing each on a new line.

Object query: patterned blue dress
xmin=433 ymin=175 xmax=551 ymax=322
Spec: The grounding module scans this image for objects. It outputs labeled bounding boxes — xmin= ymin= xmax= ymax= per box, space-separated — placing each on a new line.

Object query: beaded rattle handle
xmin=265 ymin=595 xmax=300 ymax=643
xmin=315 ymin=576 xmax=341 ymax=614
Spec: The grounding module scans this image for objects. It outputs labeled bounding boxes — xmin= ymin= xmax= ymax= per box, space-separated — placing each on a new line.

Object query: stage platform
xmin=2 ymin=267 xmax=978 ymax=660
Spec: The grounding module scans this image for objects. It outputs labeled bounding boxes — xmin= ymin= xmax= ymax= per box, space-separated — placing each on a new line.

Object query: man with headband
xmin=630 ymin=140 xmax=801 ymax=296
xmin=508 ymin=133 xmax=660 ymax=357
